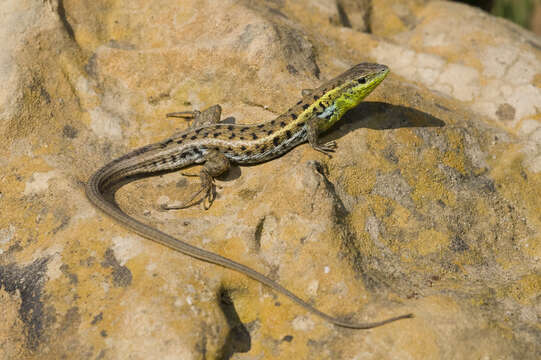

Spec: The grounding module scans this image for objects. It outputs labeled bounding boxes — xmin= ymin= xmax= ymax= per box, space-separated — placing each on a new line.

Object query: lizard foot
xmin=312 ymin=140 xmax=337 ymax=157
xmin=161 ymin=169 xmax=217 ymax=210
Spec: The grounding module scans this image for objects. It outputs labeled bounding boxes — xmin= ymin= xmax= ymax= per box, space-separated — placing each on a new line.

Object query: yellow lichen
xmin=339 ymin=166 xmax=377 ymax=197
xmin=408 ymin=229 xmax=450 ymax=257
xmin=501 ymin=273 xmax=541 ymax=305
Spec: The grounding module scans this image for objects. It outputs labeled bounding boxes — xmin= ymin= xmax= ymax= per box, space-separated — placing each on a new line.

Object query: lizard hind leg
xmin=161 ymin=149 xmax=230 ymax=210
xmin=167 ymin=105 xmax=222 ymax=129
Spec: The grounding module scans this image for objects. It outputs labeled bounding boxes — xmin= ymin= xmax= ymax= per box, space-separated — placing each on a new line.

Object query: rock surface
xmin=1 ymin=0 xmax=540 ymax=358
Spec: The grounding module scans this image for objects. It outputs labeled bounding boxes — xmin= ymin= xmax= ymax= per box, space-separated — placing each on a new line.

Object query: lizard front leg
xmin=306 ymin=116 xmax=337 ymax=156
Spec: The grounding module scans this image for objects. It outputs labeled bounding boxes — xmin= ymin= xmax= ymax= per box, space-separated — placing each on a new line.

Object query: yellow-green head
xmin=315 ymin=63 xmax=389 ymax=132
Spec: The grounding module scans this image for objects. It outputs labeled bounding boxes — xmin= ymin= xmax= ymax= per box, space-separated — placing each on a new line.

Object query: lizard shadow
xmin=328 ymin=101 xmax=445 ymax=138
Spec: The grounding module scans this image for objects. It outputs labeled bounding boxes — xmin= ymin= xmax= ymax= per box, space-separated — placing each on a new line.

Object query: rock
xmin=1 ymin=0 xmax=540 ymax=358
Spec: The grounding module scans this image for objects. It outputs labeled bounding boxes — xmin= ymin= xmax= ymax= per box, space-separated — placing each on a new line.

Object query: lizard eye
xmin=358 ymin=77 xmax=366 ymax=84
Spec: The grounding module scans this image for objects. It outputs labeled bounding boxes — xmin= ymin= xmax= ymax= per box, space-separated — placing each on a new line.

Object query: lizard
xmin=85 ymin=62 xmax=413 ymax=329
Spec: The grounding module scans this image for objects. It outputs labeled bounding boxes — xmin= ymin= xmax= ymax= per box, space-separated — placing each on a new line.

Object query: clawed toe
xmin=166 ymin=110 xmax=200 ymax=120
xmin=325 ymin=140 xmax=337 ymax=149
xmin=161 ymin=179 xmax=216 ymax=211
xmin=313 ymin=141 xmax=337 ymax=157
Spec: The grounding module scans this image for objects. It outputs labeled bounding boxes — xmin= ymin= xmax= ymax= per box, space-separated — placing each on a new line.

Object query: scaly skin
xmin=86 ymin=63 xmax=413 ymax=329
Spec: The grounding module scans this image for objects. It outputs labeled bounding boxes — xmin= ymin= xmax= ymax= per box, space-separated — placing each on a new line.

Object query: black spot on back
xmin=286 ymin=130 xmax=292 ymax=139
xmin=302 ymin=104 xmax=309 ymax=110
xmin=229 ymin=133 xmax=236 ymax=139
xmin=313 ymin=95 xmax=319 ymax=100
xmin=195 ymin=128 xmax=202 ymax=133
xmin=291 ymin=113 xmax=297 ymax=119
xmin=280 ymin=121 xmax=286 ymax=127
xmin=241 ymin=127 xmax=249 ymax=132
xmin=246 ymin=151 xmax=252 ymax=156
xmin=190 ymin=135 xmax=197 ymax=140
xmin=240 ymin=145 xmax=246 ymax=151
xmin=267 ymin=130 xmax=273 ymax=135
xmin=270 ymin=120 xmax=276 ymax=125
xmin=296 ymin=100 xmax=303 ymax=105
xmin=257 ymin=124 xmax=265 ymax=128
xmin=182 ymin=134 xmax=188 ymax=139
xmin=251 ymin=133 xmax=258 ymax=140
xmin=273 ymin=137 xmax=280 ymax=146
xmin=228 ymin=125 xmax=234 ymax=131
xmin=260 ymin=145 xmax=267 ymax=153
xmin=213 ymin=133 xmax=220 ymax=138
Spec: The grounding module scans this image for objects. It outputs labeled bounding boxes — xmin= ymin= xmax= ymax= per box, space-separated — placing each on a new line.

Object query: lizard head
xmin=315 ymin=63 xmax=389 ymax=132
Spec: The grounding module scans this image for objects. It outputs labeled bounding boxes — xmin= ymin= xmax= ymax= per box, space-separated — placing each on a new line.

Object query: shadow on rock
xmin=340 ymin=101 xmax=445 ymax=133
xmin=217 ymin=287 xmax=251 ymax=360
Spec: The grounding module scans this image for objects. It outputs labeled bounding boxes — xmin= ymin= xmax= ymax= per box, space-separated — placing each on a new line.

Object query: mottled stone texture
xmin=1 ymin=0 xmax=540 ymax=359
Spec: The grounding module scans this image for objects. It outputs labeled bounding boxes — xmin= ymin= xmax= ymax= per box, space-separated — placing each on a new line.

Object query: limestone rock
xmin=1 ymin=0 xmax=540 ymax=358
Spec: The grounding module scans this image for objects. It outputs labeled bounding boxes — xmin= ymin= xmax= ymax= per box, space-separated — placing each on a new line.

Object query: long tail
xmin=86 ymin=164 xmax=413 ymax=329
